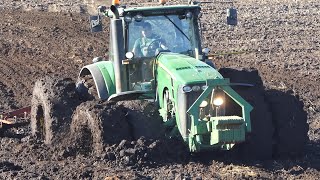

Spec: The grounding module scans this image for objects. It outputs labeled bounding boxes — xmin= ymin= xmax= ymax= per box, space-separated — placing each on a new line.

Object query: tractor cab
xmin=86 ymin=4 xmax=203 ymax=97
xmin=126 ymin=10 xmax=199 ymax=59
xmin=122 ymin=6 xmax=202 ymax=91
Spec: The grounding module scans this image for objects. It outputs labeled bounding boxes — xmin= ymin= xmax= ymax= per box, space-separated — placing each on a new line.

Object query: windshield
xmin=127 ymin=15 xmax=196 ymax=58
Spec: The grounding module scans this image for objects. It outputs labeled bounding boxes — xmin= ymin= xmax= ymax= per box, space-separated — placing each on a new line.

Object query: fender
xmin=79 ymin=61 xmax=116 ymax=100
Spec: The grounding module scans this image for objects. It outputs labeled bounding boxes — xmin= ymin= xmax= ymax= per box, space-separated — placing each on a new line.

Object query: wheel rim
xmin=163 ymin=90 xmax=174 ymax=122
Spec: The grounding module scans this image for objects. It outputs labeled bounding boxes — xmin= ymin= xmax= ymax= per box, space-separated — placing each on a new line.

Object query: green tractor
xmin=30 ymin=1 xmax=308 ymax=159
xmin=77 ymin=2 xmax=253 ymax=152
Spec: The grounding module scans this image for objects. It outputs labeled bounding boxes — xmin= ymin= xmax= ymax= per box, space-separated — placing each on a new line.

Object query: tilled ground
xmin=0 ymin=0 xmax=320 ymax=179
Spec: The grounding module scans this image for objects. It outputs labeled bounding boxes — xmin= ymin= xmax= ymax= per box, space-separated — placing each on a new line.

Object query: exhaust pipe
xmin=110 ymin=5 xmax=124 ymax=93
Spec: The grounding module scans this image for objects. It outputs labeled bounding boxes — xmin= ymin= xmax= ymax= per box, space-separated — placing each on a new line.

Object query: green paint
xmin=95 ymin=61 xmax=116 ymax=96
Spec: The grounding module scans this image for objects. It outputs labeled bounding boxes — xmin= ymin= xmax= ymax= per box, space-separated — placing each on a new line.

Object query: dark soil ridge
xmin=219 ymin=68 xmax=308 ymax=159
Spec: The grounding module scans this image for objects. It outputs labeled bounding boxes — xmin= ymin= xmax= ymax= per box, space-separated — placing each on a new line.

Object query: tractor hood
xmin=157 ymin=53 xmax=223 ymax=84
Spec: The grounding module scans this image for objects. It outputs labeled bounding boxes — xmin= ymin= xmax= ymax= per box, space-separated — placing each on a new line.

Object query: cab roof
xmin=122 ymin=4 xmax=201 ymax=16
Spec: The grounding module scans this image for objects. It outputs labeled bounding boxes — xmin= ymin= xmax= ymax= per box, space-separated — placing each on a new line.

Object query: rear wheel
xmin=30 ymin=76 xmax=80 ymax=144
xmin=219 ymin=68 xmax=273 ymax=160
xmin=266 ymin=90 xmax=308 ymax=157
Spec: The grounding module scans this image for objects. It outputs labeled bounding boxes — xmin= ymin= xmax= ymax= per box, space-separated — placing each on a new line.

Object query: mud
xmin=0 ymin=0 xmax=320 ymax=179
xmin=30 ymin=76 xmax=82 ymax=144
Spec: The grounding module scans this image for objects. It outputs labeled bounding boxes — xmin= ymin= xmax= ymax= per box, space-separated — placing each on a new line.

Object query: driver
xmin=132 ymin=22 xmax=167 ymax=57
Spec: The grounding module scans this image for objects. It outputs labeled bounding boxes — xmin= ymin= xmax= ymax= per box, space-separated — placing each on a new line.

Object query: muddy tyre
xmin=118 ymin=100 xmax=165 ymax=140
xmin=70 ymin=100 xmax=164 ymax=155
xmin=70 ymin=101 xmax=131 ymax=154
xmin=266 ymin=90 xmax=308 ymax=157
xmin=30 ymin=76 xmax=81 ymax=144
xmin=219 ymin=68 xmax=274 ymax=160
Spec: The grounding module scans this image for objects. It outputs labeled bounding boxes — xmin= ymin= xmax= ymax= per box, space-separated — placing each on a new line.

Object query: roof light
xmin=134 ymin=14 xmax=143 ymax=22
xmin=192 ymin=85 xmax=201 ymax=91
xmin=124 ymin=15 xmax=132 ymax=22
xmin=201 ymin=85 xmax=208 ymax=90
xmin=186 ymin=11 xmax=193 ymax=19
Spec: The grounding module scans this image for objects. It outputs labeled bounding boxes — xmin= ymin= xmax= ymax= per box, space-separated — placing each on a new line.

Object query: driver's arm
xmin=152 ymin=34 xmax=168 ymax=50
xmin=159 ymin=39 xmax=168 ymax=50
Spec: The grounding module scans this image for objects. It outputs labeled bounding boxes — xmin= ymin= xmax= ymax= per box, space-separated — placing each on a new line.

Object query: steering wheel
xmin=146 ymin=39 xmax=162 ymax=56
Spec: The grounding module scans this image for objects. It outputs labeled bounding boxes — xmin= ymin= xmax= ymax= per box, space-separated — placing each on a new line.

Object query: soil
xmin=0 ymin=0 xmax=320 ymax=179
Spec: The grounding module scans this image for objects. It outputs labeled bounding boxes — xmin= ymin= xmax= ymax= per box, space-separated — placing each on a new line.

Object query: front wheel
xmin=70 ymin=101 xmax=131 ymax=154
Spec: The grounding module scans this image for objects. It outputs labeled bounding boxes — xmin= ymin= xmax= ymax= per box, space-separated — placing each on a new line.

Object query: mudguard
xmin=79 ymin=61 xmax=116 ymax=100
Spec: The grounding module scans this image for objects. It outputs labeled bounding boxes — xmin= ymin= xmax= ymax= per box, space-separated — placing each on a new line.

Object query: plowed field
xmin=0 ymin=0 xmax=319 ymax=179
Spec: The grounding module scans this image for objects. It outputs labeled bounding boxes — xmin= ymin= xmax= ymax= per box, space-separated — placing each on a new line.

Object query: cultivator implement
xmin=0 ymin=106 xmax=31 ymax=128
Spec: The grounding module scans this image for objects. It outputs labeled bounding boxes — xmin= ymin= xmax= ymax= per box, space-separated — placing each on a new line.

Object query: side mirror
xmin=201 ymin=47 xmax=211 ymax=61
xmin=202 ymin=47 xmax=211 ymax=55
xmin=89 ymin=15 xmax=103 ymax=32
xmin=227 ymin=8 xmax=237 ymax=26
xmin=92 ymin=57 xmax=104 ymax=63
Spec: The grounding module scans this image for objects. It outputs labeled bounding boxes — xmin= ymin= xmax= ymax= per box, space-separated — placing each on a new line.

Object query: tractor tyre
xmin=118 ymin=100 xmax=165 ymax=140
xmin=70 ymin=100 xmax=131 ymax=154
xmin=30 ymin=76 xmax=81 ymax=145
xmin=76 ymin=74 xmax=99 ymax=100
xmin=219 ymin=68 xmax=274 ymax=160
xmin=266 ymin=90 xmax=308 ymax=158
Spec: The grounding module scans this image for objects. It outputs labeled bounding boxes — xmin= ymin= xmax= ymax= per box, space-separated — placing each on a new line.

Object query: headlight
xmin=213 ymin=97 xmax=224 ymax=106
xmin=125 ymin=52 xmax=134 ymax=59
xmin=182 ymin=86 xmax=192 ymax=92
xmin=201 ymin=85 xmax=208 ymax=90
xmin=134 ymin=14 xmax=143 ymax=22
xmin=186 ymin=11 xmax=193 ymax=19
xmin=199 ymin=100 xmax=208 ymax=108
xmin=192 ymin=85 xmax=201 ymax=91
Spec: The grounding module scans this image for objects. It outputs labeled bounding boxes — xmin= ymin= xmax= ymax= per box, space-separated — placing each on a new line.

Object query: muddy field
xmin=0 ymin=0 xmax=320 ymax=179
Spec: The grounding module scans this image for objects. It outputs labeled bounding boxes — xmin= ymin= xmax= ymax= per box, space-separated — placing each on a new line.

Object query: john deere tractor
xmin=77 ymin=2 xmax=254 ymax=152
xmin=30 ymin=0 xmax=308 ymax=159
